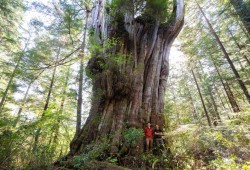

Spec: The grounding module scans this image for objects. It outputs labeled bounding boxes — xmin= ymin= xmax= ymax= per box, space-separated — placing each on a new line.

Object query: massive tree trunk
xmin=68 ymin=0 xmax=184 ymax=163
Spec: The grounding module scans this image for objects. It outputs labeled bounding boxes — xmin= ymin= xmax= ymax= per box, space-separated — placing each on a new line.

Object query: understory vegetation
xmin=165 ymin=112 xmax=250 ymax=169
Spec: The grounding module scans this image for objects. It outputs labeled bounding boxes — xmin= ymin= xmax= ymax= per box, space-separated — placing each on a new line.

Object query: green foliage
xmin=72 ymin=138 xmax=110 ymax=168
xmin=144 ymin=0 xmax=172 ymax=20
xmin=108 ymin=0 xmax=131 ymax=16
xmin=86 ymin=36 xmax=131 ymax=81
xmin=60 ymin=2 xmax=83 ymax=38
xmin=166 ymin=111 xmax=250 ymax=169
xmin=28 ymin=145 xmax=55 ymax=169
xmin=123 ymin=128 xmax=144 ymax=146
xmin=108 ymin=0 xmax=172 ymax=23
xmin=142 ymin=153 xmax=159 ymax=166
xmin=88 ymin=35 xmax=120 ymax=55
xmin=242 ymin=162 xmax=250 ymax=170
xmin=210 ymin=155 xmax=239 ymax=169
xmin=0 ymin=0 xmax=88 ymax=169
xmin=0 ymin=0 xmax=24 ymax=51
xmin=106 ymin=156 xmax=118 ymax=164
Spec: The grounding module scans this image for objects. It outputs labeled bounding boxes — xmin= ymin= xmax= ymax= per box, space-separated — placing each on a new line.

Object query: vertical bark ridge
xmin=98 ymin=99 xmax=114 ymax=135
xmin=110 ymin=98 xmax=128 ymax=153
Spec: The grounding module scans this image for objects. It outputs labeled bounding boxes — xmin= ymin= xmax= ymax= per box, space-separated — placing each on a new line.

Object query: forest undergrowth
xmin=51 ymin=110 xmax=250 ymax=170
xmin=166 ymin=110 xmax=250 ymax=170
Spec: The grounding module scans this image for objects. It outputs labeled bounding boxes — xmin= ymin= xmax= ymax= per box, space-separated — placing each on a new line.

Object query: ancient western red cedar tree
xmin=68 ymin=0 xmax=184 ymax=165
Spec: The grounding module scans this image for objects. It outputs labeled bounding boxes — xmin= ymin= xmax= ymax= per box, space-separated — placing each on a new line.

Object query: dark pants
xmin=154 ymin=138 xmax=165 ymax=155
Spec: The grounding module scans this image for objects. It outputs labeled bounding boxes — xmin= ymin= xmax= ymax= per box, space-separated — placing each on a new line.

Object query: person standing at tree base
xmin=144 ymin=122 xmax=153 ymax=152
xmin=154 ymin=124 xmax=165 ymax=155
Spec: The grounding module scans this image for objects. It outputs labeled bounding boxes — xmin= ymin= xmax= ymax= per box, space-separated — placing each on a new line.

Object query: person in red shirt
xmin=144 ymin=122 xmax=153 ymax=152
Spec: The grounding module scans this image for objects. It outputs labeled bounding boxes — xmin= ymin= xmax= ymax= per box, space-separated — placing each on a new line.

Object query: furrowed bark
xmin=68 ymin=0 xmax=185 ymax=164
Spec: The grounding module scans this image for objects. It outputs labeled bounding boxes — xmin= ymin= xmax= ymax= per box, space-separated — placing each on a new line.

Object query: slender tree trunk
xmin=197 ymin=2 xmax=250 ymax=104
xmin=52 ymin=66 xmax=71 ymax=148
xmin=214 ymin=85 xmax=232 ymax=120
xmin=238 ymin=21 xmax=250 ymax=40
xmin=228 ymin=28 xmax=250 ymax=65
xmin=13 ymin=70 xmax=44 ymax=127
xmin=171 ymin=87 xmax=179 ymax=123
xmin=214 ymin=86 xmax=226 ymax=110
xmin=186 ymin=82 xmax=200 ymax=123
xmin=0 ymin=53 xmax=23 ymax=114
xmin=191 ymin=69 xmax=211 ymax=126
xmin=43 ymin=54 xmax=59 ymax=113
xmin=198 ymin=61 xmax=221 ymax=123
xmin=14 ymin=83 xmax=32 ymax=125
xmin=208 ymin=91 xmax=221 ymax=124
xmin=0 ymin=39 xmax=30 ymax=114
xmin=33 ymin=48 xmax=60 ymax=151
xmin=75 ymin=11 xmax=90 ymax=136
xmin=231 ymin=81 xmax=246 ymax=101
xmin=229 ymin=0 xmax=250 ymax=35
xmin=219 ymin=83 xmax=233 ymax=113
xmin=222 ymin=89 xmax=234 ymax=113
xmin=68 ymin=0 xmax=185 ymax=163
xmin=213 ymin=60 xmax=240 ymax=112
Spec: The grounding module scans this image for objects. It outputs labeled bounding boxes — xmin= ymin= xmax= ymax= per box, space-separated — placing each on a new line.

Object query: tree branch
xmin=27 ymin=46 xmax=81 ymax=70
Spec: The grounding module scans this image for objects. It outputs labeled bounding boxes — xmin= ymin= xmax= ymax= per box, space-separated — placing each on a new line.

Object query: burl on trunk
xmin=70 ymin=0 xmax=184 ymax=158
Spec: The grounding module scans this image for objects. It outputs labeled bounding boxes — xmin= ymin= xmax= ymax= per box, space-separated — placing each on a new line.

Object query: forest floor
xmin=24 ymin=111 xmax=250 ymax=170
xmin=164 ymin=111 xmax=250 ymax=169
xmin=54 ymin=113 xmax=250 ymax=170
